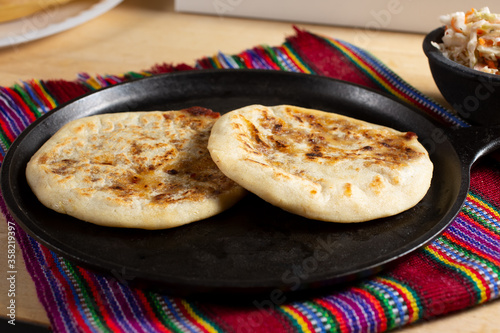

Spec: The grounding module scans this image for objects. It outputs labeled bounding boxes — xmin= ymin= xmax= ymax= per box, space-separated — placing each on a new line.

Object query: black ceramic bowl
xmin=423 ymin=26 xmax=500 ymax=126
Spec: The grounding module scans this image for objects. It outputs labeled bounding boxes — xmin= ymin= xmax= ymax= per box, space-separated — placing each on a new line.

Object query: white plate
xmin=0 ymin=0 xmax=122 ymax=48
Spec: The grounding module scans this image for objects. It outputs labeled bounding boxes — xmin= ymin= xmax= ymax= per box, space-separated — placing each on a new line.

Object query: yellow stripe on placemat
xmin=180 ymin=300 xmax=219 ymax=333
xmin=322 ymin=36 xmax=407 ymax=101
xmin=376 ymin=277 xmax=420 ymax=324
xmin=281 ymin=44 xmax=313 ymax=74
xmin=425 ymin=246 xmax=489 ymax=303
xmin=280 ymin=304 xmax=314 ymax=333
xmin=32 ymin=79 xmax=58 ymax=109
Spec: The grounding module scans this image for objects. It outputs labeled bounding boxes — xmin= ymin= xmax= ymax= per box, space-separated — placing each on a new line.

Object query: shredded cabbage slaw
xmin=432 ymin=7 xmax=500 ymax=75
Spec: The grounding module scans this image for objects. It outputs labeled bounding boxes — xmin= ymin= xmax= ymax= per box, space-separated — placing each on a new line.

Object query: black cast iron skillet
xmin=2 ymin=69 xmax=500 ymax=296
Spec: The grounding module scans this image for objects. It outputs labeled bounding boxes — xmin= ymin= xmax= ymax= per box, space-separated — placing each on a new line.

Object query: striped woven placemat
xmin=1 ymin=28 xmax=499 ymax=333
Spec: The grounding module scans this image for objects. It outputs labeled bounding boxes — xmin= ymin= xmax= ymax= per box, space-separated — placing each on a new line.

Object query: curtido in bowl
xmin=423 ymin=7 xmax=500 ymax=126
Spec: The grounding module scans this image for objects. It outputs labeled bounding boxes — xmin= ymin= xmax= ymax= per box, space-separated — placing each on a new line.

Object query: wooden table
xmin=1 ymin=0 xmax=499 ymax=331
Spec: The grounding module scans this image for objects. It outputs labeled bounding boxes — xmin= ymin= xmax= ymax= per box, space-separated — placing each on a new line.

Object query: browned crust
xmin=235 ymin=105 xmax=425 ymax=173
xmin=34 ymin=108 xmax=238 ymax=207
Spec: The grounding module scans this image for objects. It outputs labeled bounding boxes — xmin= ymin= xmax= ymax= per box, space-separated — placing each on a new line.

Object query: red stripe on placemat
xmin=198 ymin=304 xmax=294 ymax=333
xmin=43 ymin=80 xmax=91 ymax=105
xmin=470 ymin=159 xmax=500 ymax=207
xmin=286 ymin=28 xmax=378 ymax=88
xmin=148 ymin=63 xmax=195 ymax=75
xmin=390 ymin=252 xmax=476 ymax=318
xmin=2 ymin=87 xmax=37 ymax=122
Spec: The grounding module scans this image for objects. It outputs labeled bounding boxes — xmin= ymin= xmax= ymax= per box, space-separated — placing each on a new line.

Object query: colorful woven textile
xmin=1 ymin=28 xmax=500 ymax=332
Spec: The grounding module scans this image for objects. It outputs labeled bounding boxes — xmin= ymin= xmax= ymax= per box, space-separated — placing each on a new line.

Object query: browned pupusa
xmin=208 ymin=104 xmax=433 ymax=222
xmin=26 ymin=108 xmax=246 ymax=229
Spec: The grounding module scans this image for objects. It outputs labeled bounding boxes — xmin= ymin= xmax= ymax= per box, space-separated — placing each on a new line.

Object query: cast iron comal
xmin=2 ymin=70 xmax=500 ymax=296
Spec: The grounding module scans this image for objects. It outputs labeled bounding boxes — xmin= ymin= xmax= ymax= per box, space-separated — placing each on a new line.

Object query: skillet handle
xmin=445 ymin=125 xmax=500 ymax=167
